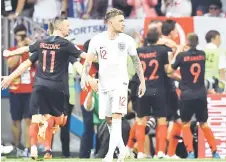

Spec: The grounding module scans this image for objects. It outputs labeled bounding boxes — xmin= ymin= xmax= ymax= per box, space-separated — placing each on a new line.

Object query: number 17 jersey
xmin=137 ymin=45 xmax=169 ymax=95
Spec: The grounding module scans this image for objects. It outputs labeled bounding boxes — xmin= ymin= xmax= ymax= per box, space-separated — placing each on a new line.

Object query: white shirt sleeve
xmin=88 ymin=38 xmax=98 ymax=55
xmin=218 ymin=52 xmax=226 ymax=69
xmin=127 ymin=36 xmax=137 ymax=56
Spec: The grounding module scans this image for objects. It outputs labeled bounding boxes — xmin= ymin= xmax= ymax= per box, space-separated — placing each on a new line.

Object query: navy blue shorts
xmin=9 ymin=92 xmax=31 ymax=121
xmin=29 ymin=86 xmax=65 ymax=117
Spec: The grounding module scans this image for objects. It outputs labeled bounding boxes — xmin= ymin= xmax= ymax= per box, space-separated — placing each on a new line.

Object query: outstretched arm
xmin=3 ymin=46 xmax=29 ymax=57
xmin=1 ymin=59 xmax=32 ymax=89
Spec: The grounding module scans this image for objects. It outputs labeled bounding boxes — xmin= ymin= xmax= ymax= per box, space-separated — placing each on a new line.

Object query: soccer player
xmin=167 ymin=33 xmax=220 ymax=159
xmin=159 ymin=20 xmax=183 ymax=158
xmin=81 ymin=8 xmax=146 ymax=162
xmin=1 ymin=18 xmax=97 ymax=159
xmin=132 ymin=29 xmax=172 ymax=159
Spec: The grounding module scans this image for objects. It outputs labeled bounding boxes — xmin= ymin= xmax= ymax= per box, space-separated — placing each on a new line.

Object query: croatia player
xmin=1 ymin=18 xmax=97 ymax=159
xmin=81 ymin=8 xmax=146 ymax=162
xmin=167 ymin=33 xmax=220 ymax=159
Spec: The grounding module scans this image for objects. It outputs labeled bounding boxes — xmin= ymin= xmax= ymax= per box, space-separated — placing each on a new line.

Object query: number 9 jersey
xmin=171 ymin=49 xmax=206 ymax=100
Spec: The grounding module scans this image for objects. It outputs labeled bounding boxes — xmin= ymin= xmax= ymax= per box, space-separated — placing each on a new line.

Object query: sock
xmin=127 ymin=122 xmax=137 ymax=148
xmin=107 ymin=124 xmax=112 ymax=133
xmin=167 ymin=122 xmax=182 ymax=156
xmin=201 ymin=126 xmax=217 ymax=153
xmin=182 ymin=125 xmax=194 ymax=152
xmin=155 ymin=126 xmax=159 ymax=155
xmin=29 ymin=123 xmax=39 ymax=146
xmin=117 ymin=136 xmax=126 ymax=155
xmin=44 ymin=118 xmax=54 ymax=151
xmin=157 ymin=124 xmax=167 ymax=153
xmin=106 ymin=119 xmax=122 ymax=158
xmin=135 ymin=125 xmax=145 ymax=153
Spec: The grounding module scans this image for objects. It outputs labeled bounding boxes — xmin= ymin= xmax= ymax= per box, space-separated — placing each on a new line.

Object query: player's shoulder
xmin=91 ymin=31 xmax=107 ymax=41
xmin=119 ymin=33 xmax=134 ymax=41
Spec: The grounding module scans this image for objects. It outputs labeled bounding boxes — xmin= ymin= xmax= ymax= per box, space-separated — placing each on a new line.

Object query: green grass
xmin=1 ymin=158 xmax=225 ymax=162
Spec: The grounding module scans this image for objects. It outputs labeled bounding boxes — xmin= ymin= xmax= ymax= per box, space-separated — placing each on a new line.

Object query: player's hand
xmin=89 ymin=78 xmax=98 ymax=92
xmin=138 ymin=82 xmax=146 ymax=98
xmin=3 ymin=50 xmax=11 ymax=57
xmin=1 ymin=76 xmax=13 ymax=90
xmin=81 ymin=75 xmax=90 ymax=91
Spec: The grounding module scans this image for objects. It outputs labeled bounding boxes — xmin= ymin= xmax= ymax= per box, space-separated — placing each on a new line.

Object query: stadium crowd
xmin=1 ymin=0 xmax=226 ymax=160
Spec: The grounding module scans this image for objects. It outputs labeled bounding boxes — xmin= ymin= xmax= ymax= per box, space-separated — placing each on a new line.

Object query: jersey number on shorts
xmin=190 ymin=63 xmax=201 ymax=83
xmin=42 ymin=50 xmax=56 ymax=73
xmin=119 ymin=96 xmax=126 ymax=107
xmin=100 ymin=48 xmax=107 ymax=59
xmin=141 ymin=59 xmax=159 ymax=80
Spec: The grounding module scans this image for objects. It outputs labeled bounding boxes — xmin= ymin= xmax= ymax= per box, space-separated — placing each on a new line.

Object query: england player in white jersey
xmin=81 ymin=8 xmax=146 ymax=162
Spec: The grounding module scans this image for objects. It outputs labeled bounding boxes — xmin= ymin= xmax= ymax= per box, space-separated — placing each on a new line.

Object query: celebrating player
xmin=1 ymin=18 xmax=97 ymax=159
xmin=81 ymin=8 xmax=146 ymax=162
xmin=167 ymin=33 xmax=220 ymax=159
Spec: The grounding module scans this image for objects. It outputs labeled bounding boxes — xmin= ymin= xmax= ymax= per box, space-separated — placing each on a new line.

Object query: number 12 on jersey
xmin=42 ymin=50 xmax=56 ymax=73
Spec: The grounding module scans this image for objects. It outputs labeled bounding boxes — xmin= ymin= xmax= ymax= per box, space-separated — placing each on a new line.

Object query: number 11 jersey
xmin=28 ymin=36 xmax=82 ymax=90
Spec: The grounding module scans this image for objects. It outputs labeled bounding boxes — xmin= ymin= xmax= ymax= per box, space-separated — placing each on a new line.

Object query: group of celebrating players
xmin=1 ymin=7 xmax=221 ymax=162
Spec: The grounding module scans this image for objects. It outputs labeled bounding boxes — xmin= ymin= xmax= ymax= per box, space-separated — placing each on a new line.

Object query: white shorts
xmin=99 ymin=85 xmax=128 ymax=119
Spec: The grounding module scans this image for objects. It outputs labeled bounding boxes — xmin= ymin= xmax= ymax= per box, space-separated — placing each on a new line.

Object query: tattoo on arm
xmin=131 ymin=55 xmax=145 ymax=82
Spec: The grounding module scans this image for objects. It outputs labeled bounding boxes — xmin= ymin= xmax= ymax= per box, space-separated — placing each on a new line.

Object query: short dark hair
xmin=209 ymin=0 xmax=222 ymax=9
xmin=187 ymin=33 xmax=199 ymax=48
xmin=14 ymin=24 xmax=27 ymax=34
xmin=146 ymin=28 xmax=160 ymax=44
xmin=162 ymin=19 xmax=176 ymax=36
xmin=205 ymin=30 xmax=220 ymax=43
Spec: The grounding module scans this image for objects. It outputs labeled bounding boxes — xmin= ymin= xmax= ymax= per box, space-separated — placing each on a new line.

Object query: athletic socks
xmin=167 ymin=122 xmax=182 ymax=156
xmin=201 ymin=126 xmax=217 ymax=153
xmin=135 ymin=125 xmax=145 ymax=153
xmin=157 ymin=124 xmax=167 ymax=153
xmin=127 ymin=122 xmax=137 ymax=148
xmin=29 ymin=123 xmax=39 ymax=146
xmin=106 ymin=119 xmax=122 ymax=159
xmin=182 ymin=125 xmax=194 ymax=153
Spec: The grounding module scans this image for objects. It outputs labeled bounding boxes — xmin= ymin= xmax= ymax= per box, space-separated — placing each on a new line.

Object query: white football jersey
xmin=88 ymin=31 xmax=137 ymax=92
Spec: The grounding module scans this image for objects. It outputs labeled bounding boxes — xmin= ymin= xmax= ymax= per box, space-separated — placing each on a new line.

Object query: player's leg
xmin=29 ymin=86 xmax=50 ymax=159
xmin=196 ymin=99 xmax=220 ymax=159
xmin=42 ymin=88 xmax=65 ymax=159
xmin=9 ymin=93 xmax=23 ymax=156
xmin=153 ymin=94 xmax=168 ymax=159
xmin=104 ymin=86 xmax=128 ymax=162
xmin=125 ymin=83 xmax=139 ymax=155
xmin=134 ymin=96 xmax=150 ymax=159
xmin=167 ymin=91 xmax=182 ymax=158
xmin=180 ymin=100 xmax=195 ymax=158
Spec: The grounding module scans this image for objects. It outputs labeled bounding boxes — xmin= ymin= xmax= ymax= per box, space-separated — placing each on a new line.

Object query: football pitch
xmin=1 ymin=158 xmax=225 ymax=162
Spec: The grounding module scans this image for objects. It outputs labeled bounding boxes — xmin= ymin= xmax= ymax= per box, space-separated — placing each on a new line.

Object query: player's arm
xmin=128 ymin=37 xmax=146 ymax=97
xmin=1 ymin=52 xmax=38 ymax=89
xmin=3 ymin=40 xmax=40 ymax=57
xmin=167 ymin=53 xmax=182 ymax=74
xmin=81 ymin=38 xmax=97 ymax=89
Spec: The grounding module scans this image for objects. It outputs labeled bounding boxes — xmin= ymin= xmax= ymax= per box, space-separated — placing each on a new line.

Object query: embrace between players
xmin=1 ymin=8 xmax=220 ymax=161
